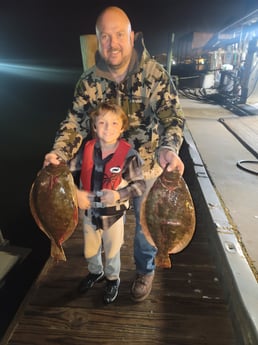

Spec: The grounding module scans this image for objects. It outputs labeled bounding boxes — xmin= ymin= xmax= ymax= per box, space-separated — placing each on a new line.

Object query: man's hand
xmin=158 ymin=149 xmax=184 ymax=175
xmin=43 ymin=152 xmax=61 ymax=167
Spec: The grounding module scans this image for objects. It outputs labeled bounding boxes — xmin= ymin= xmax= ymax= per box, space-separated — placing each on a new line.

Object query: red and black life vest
xmin=80 ymin=138 xmax=131 ymax=191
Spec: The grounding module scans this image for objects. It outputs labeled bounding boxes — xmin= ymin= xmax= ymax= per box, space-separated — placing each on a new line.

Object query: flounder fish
xmin=30 ymin=163 xmax=78 ymax=261
xmin=140 ymin=166 xmax=196 ymax=268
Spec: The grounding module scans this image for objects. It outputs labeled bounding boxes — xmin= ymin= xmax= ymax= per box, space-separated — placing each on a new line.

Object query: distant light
xmin=0 ymin=61 xmax=81 ymax=83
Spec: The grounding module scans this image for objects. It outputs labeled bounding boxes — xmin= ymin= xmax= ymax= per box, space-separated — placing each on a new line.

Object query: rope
xmin=236 ymin=160 xmax=258 ymax=175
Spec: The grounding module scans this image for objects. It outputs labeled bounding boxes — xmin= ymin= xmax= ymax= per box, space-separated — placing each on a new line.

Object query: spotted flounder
xmin=140 ymin=166 xmax=196 ymax=268
xmin=30 ymin=163 xmax=78 ymax=261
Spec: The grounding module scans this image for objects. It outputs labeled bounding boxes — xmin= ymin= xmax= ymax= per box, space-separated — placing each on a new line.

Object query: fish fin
xmin=155 ymin=254 xmax=172 ymax=269
xmin=50 ymin=241 xmax=67 ymax=261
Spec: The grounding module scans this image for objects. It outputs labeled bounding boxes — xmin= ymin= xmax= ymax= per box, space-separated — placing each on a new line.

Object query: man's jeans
xmin=132 ymin=196 xmax=157 ymax=274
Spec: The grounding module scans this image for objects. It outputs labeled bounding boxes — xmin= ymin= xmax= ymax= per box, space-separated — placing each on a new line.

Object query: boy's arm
xmin=117 ymin=154 xmax=146 ymax=202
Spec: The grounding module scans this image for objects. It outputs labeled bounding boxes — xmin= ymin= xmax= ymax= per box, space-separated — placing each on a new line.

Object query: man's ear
xmin=130 ymin=31 xmax=135 ymax=46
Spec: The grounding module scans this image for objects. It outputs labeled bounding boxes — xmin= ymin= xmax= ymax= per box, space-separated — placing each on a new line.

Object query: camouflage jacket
xmin=52 ymin=32 xmax=185 ymax=174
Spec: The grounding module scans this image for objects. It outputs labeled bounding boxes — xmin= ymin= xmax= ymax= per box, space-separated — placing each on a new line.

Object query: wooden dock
xmin=1 ymin=210 xmax=238 ymax=344
xmin=1 ymin=148 xmax=239 ymax=345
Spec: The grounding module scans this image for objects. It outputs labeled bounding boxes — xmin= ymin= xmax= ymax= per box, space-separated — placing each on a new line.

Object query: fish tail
xmin=50 ymin=241 xmax=67 ymax=261
xmin=155 ymin=254 xmax=172 ymax=269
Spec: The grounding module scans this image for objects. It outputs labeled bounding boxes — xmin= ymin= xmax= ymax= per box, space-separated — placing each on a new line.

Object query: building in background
xmin=172 ymin=9 xmax=258 ymax=109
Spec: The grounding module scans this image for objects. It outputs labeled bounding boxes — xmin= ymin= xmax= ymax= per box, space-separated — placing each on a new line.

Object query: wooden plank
xmin=80 ymin=34 xmax=97 ymax=71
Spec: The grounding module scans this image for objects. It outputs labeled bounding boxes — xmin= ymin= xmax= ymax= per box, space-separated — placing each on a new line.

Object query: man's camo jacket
xmin=52 ymin=32 xmax=185 ymax=174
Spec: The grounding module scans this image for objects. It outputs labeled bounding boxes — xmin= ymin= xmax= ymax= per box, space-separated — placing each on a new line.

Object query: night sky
xmin=1 ymin=0 xmax=257 ymax=64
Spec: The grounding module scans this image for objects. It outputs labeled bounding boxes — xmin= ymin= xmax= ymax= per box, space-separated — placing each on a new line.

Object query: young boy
xmin=76 ymin=102 xmax=146 ymax=304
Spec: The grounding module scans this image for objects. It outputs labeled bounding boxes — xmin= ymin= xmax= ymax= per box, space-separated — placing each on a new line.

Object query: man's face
xmin=96 ymin=11 xmax=134 ymax=70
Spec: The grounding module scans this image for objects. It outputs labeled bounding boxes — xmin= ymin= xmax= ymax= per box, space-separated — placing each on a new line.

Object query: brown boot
xmin=131 ymin=273 xmax=154 ymax=302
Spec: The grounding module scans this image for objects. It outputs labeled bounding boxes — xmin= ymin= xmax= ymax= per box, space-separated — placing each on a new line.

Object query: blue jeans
xmin=132 ymin=196 xmax=157 ymax=274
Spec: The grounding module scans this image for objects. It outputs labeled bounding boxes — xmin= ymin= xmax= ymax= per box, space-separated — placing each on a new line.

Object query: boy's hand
xmin=76 ymin=189 xmax=91 ymax=210
xmin=100 ymin=189 xmax=120 ymax=205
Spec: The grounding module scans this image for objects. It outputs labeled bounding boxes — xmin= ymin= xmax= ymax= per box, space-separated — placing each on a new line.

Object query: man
xmin=44 ymin=6 xmax=185 ymax=302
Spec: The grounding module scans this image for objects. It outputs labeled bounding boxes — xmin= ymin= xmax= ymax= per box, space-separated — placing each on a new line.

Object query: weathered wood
xmin=80 ymin=34 xmax=97 ymax=71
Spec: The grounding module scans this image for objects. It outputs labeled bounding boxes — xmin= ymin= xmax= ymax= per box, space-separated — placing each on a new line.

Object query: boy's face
xmin=94 ymin=110 xmax=124 ymax=145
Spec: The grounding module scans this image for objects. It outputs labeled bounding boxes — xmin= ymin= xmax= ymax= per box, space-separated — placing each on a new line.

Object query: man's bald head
xmin=96 ymin=6 xmax=132 ymax=36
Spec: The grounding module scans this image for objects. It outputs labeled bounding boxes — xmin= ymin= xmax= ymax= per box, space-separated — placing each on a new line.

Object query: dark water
xmin=0 ymin=65 xmax=82 ymax=337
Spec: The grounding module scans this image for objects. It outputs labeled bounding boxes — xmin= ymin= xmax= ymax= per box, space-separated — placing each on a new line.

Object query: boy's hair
xmin=90 ymin=102 xmax=129 ymax=131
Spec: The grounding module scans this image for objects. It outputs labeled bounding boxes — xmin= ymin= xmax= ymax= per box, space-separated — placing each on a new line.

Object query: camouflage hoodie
xmin=52 ymin=32 xmax=185 ymax=174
